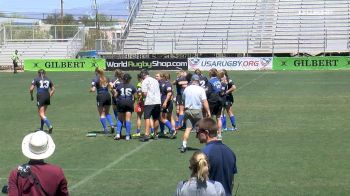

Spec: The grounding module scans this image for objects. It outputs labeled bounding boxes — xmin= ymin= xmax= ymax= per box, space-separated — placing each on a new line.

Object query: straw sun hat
xmin=21 ymin=131 xmax=55 ymax=160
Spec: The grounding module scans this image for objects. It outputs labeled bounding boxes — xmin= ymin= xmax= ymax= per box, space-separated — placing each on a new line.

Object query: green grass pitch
xmin=0 ymin=70 xmax=349 ymax=195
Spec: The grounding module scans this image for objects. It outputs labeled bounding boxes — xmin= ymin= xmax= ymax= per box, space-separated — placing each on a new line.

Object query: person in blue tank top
xmin=29 ymin=69 xmax=55 ymax=133
xmin=113 ymin=73 xmax=136 ymax=140
xmin=90 ymin=68 xmax=115 ymax=134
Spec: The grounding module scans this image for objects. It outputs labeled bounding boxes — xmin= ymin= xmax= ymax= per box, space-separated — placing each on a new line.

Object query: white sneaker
xmin=126 ymin=135 xmax=130 ymax=141
xmin=114 ymin=134 xmax=120 ymax=140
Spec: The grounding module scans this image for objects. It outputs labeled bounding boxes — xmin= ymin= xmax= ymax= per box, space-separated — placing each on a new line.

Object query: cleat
xmin=114 ymin=134 xmax=120 ymax=140
xmin=110 ymin=126 xmax=115 ymax=134
xmin=139 ymin=135 xmax=150 ymax=142
xmin=222 ymin=128 xmax=228 ymax=132
xmin=48 ymin=126 xmax=53 ymax=134
xmin=180 ymin=145 xmax=187 ymax=153
xmin=169 ymin=130 xmax=177 ymax=139
xmin=153 ymin=134 xmax=159 ymax=140
xmin=132 ymin=132 xmax=141 ymax=138
xmin=126 ymin=135 xmax=130 ymax=141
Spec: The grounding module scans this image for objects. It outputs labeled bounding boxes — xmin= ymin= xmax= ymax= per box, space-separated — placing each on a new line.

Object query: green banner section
xmin=24 ymin=58 xmax=106 ymax=71
xmin=273 ymin=57 xmax=350 ymax=70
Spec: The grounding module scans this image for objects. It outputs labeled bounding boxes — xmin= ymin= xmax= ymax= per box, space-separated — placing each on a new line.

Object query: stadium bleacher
xmin=0 ymin=25 xmax=84 ymax=68
xmin=122 ymin=0 xmax=350 ymax=55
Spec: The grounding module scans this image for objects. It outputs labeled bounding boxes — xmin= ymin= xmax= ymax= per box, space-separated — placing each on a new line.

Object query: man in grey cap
xmin=180 ymin=74 xmax=211 ymax=153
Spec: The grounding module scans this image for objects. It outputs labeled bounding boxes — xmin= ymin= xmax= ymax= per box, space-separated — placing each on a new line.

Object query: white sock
xmin=182 ymin=141 xmax=187 ymax=148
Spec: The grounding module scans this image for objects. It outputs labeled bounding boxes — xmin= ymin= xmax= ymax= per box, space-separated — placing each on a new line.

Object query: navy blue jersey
xmin=221 ymin=82 xmax=228 ymax=97
xmin=111 ymin=77 xmax=121 ymax=90
xmin=116 ymin=83 xmax=136 ymax=101
xmin=91 ymin=76 xmax=110 ymax=94
xmin=159 ymin=80 xmax=173 ymax=102
xmin=198 ymin=74 xmax=208 ymax=88
xmin=209 ymin=77 xmax=222 ymax=94
xmin=175 ymin=76 xmax=187 ymax=95
xmin=227 ymin=78 xmax=235 ymax=95
xmin=31 ymin=76 xmax=53 ymax=94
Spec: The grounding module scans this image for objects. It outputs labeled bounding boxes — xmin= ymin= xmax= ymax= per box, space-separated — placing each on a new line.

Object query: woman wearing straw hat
xmin=175 ymin=151 xmax=225 ymax=196
xmin=6 ymin=131 xmax=68 ymax=195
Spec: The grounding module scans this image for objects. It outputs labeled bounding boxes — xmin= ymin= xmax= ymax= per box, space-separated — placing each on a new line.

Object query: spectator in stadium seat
xmin=196 ymin=118 xmax=237 ymax=196
xmin=29 ymin=69 xmax=55 ymax=133
xmin=139 ymin=69 xmax=161 ymax=142
xmin=11 ymin=50 xmax=19 ymax=74
xmin=90 ymin=68 xmax=115 ymax=134
xmin=180 ymin=74 xmax=211 ymax=153
xmin=7 ymin=131 xmax=68 ymax=196
xmin=113 ymin=73 xmax=136 ymax=140
xmin=175 ymin=151 xmax=225 ymax=196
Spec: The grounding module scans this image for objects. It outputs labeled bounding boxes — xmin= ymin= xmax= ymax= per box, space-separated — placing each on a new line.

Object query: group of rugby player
xmin=29 ymin=67 xmax=237 ymax=142
xmin=90 ymin=67 xmax=237 ymax=142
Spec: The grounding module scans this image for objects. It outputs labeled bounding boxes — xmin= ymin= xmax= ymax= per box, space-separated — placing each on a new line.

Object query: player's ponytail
xmin=189 ymin=151 xmax=209 ymax=183
xmin=95 ymin=68 xmax=107 ymax=87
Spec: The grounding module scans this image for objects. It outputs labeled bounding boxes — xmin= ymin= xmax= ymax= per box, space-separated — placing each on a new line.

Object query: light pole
xmin=61 ymin=0 xmax=64 ymax=39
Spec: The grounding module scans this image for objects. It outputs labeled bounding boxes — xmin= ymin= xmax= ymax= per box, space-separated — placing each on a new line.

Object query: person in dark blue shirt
xmin=29 ymin=69 xmax=55 ymax=133
xmin=110 ymin=69 xmax=123 ymax=123
xmin=173 ymin=70 xmax=188 ymax=130
xmin=156 ymin=72 xmax=176 ymax=138
xmin=194 ymin=69 xmax=208 ymax=88
xmin=219 ymin=69 xmax=237 ymax=131
xmin=113 ymin=73 xmax=136 ymax=140
xmin=196 ymin=118 xmax=237 ymax=196
xmin=207 ymin=68 xmax=224 ymax=139
xmin=90 ymin=68 xmax=115 ymax=134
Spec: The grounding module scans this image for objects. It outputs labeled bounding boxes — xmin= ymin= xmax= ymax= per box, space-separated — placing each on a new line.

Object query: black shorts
xmin=224 ymin=95 xmax=234 ymax=107
xmin=144 ymin=104 xmax=161 ymax=120
xmin=13 ymin=61 xmax=18 ymax=67
xmin=117 ymin=99 xmax=134 ymax=113
xmin=96 ymin=93 xmax=111 ymax=107
xmin=209 ymin=101 xmax=223 ymax=117
xmin=176 ymin=94 xmax=184 ymax=106
xmin=112 ymin=97 xmax=118 ymax=106
xmin=161 ymin=100 xmax=173 ymax=113
xmin=37 ymin=92 xmax=50 ymax=107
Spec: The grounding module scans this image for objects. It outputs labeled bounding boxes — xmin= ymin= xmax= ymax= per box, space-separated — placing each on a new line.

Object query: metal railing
xmin=122 ymin=0 xmax=143 ymax=40
xmin=95 ymin=31 xmax=350 ymax=56
xmin=3 ymin=24 xmax=81 ymax=41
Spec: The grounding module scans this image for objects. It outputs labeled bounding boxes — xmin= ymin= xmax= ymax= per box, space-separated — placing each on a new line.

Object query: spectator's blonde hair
xmin=189 ymin=151 xmax=209 ymax=182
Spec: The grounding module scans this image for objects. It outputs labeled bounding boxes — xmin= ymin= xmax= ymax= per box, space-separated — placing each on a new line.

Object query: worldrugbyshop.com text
xmin=107 ymin=60 xmax=187 ymax=68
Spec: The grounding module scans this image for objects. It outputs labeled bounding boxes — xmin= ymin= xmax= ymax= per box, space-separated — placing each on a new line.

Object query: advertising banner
xmin=24 ymin=58 xmax=106 ymax=71
xmin=106 ymin=59 xmax=188 ymax=71
xmin=188 ymin=57 xmax=273 ymax=71
xmin=273 ymin=57 xmax=350 ymax=70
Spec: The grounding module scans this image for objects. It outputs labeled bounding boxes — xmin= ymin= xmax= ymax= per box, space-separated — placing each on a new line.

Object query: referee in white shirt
xmin=139 ymin=69 xmax=161 ymax=142
xmin=180 ymin=74 xmax=211 ymax=152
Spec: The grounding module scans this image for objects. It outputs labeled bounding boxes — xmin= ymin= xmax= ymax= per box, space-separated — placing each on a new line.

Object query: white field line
xmin=235 ymin=72 xmax=269 ymax=93
xmin=69 ymin=141 xmax=151 ymax=191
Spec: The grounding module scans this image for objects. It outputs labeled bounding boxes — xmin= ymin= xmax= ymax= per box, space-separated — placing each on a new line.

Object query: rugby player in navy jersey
xmin=90 ymin=68 xmax=115 ymax=134
xmin=110 ymin=69 xmax=123 ymax=123
xmin=156 ymin=72 xmax=176 ymax=138
xmin=113 ymin=74 xmax=136 ymax=140
xmin=29 ymin=69 xmax=55 ymax=133
xmin=194 ymin=69 xmax=208 ymax=88
xmin=173 ymin=70 xmax=188 ymax=130
xmin=220 ymin=69 xmax=237 ymax=131
xmin=207 ymin=68 xmax=224 ymax=139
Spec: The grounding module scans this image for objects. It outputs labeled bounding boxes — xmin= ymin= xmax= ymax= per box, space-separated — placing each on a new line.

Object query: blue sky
xmin=0 ymin=0 xmax=124 ymax=13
